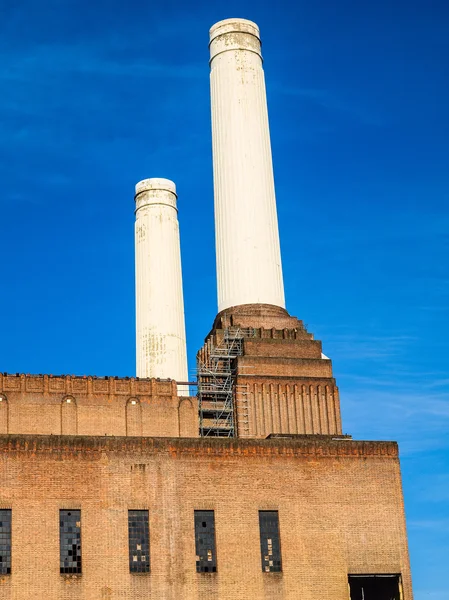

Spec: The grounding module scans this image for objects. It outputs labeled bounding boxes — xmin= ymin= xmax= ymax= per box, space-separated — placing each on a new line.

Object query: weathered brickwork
xmin=0 ymin=435 xmax=412 ymax=600
xmin=198 ymin=304 xmax=343 ymax=437
xmin=237 ymin=381 xmax=341 ymax=436
xmin=0 ymin=302 xmax=413 ymax=598
xmin=0 ymin=374 xmax=198 ymax=438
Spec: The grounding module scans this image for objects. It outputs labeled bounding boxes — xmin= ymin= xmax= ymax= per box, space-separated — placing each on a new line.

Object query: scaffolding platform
xmin=197 ymin=328 xmax=255 ymax=437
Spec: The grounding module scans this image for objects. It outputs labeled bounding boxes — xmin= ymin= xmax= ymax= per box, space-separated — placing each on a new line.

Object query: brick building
xmin=0 ymin=17 xmax=413 ymax=600
xmin=0 ymin=307 xmax=413 ymax=599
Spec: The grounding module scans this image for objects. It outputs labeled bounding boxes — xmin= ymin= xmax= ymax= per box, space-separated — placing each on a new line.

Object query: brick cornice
xmin=0 ymin=434 xmax=398 ymax=459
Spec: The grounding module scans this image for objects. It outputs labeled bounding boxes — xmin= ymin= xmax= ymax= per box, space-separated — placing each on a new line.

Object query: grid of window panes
xmin=0 ymin=510 xmax=11 ymax=575
xmin=128 ymin=510 xmax=150 ymax=573
xmin=194 ymin=510 xmax=217 ymax=573
xmin=259 ymin=511 xmax=282 ymax=572
xmin=60 ymin=510 xmax=82 ymax=574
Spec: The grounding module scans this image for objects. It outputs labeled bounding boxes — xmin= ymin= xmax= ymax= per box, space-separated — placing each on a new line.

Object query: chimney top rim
xmin=209 ymin=18 xmax=260 ymax=43
xmin=135 ymin=178 xmax=177 ymax=198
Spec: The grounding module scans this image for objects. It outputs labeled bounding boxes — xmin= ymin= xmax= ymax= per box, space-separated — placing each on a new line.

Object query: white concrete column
xmin=209 ymin=18 xmax=285 ymax=313
xmin=135 ymin=178 xmax=188 ymax=395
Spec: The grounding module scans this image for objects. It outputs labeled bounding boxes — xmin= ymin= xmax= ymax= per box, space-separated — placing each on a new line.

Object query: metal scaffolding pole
xmin=197 ymin=328 xmax=255 ymax=437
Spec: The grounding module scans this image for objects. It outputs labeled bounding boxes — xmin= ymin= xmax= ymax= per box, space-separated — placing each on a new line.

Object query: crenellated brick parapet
xmin=0 ymin=372 xmax=177 ymax=396
xmin=0 ymin=373 xmax=198 ymax=438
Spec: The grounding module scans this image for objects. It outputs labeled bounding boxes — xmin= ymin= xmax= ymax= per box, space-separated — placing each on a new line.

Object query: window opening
xmin=128 ymin=510 xmax=150 ymax=573
xmin=348 ymin=574 xmax=401 ymax=600
xmin=0 ymin=509 xmax=11 ymax=575
xmin=259 ymin=510 xmax=282 ymax=572
xmin=60 ymin=510 xmax=82 ymax=574
xmin=194 ymin=510 xmax=217 ymax=572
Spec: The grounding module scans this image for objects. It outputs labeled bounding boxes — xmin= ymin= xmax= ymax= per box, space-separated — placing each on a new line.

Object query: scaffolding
xmin=197 ymin=327 xmax=255 ymax=437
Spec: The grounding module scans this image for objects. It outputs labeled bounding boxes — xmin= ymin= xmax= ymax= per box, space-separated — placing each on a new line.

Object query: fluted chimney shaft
xmin=135 ymin=178 xmax=188 ymax=395
xmin=209 ymin=19 xmax=285 ymax=312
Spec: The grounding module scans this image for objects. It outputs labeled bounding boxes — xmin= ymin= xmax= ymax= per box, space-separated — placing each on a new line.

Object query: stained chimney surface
xmin=134 ymin=178 xmax=188 ymax=395
xmin=210 ymin=19 xmax=285 ymax=312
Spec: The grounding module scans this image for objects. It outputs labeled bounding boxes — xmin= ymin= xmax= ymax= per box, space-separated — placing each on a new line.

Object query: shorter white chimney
xmin=135 ymin=178 xmax=188 ymax=395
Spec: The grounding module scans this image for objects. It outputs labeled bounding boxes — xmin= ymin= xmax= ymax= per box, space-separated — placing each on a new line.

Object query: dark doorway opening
xmin=348 ymin=574 xmax=401 ymax=600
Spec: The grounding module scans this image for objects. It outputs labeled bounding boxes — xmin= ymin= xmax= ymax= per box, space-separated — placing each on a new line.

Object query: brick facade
xmin=0 ymin=374 xmax=197 ymax=438
xmin=0 ymin=435 xmax=412 ymax=600
xmin=0 ymin=304 xmax=413 ymax=598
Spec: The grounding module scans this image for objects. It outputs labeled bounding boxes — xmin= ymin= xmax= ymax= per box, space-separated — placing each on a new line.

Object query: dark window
xmin=60 ymin=510 xmax=82 ymax=574
xmin=194 ymin=510 xmax=217 ymax=573
xmin=349 ymin=574 xmax=401 ymax=600
xmin=128 ymin=510 xmax=150 ymax=573
xmin=259 ymin=510 xmax=282 ymax=572
xmin=0 ymin=509 xmax=11 ymax=575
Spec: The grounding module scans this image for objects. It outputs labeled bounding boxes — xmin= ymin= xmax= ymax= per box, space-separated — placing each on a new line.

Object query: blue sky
xmin=0 ymin=0 xmax=448 ymax=596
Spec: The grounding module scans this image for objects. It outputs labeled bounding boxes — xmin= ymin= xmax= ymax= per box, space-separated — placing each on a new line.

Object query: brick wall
xmin=0 ymin=374 xmax=198 ymax=438
xmin=0 ymin=435 xmax=412 ymax=600
xmin=197 ymin=304 xmax=343 ymax=437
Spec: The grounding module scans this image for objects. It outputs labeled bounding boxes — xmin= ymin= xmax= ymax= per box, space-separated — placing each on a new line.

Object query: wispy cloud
xmin=409 ymin=518 xmax=449 ymax=533
xmin=341 ymin=372 xmax=449 ymax=390
xmin=425 ymin=378 xmax=449 ymax=389
xmin=0 ymin=42 xmax=203 ymax=84
xmin=418 ymin=305 xmax=449 ymax=312
xmin=415 ymin=474 xmax=449 ymax=504
xmin=342 ymin=386 xmax=449 ymax=454
xmin=311 ymin=324 xmax=449 ymax=456
xmin=0 ymin=24 xmax=208 ymax=197
xmin=324 ymin=334 xmax=416 ymax=361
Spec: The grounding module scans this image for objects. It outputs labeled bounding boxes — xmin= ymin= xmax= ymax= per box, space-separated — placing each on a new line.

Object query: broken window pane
xmin=60 ymin=510 xmax=82 ymax=575
xmin=194 ymin=510 xmax=217 ymax=573
xmin=128 ymin=510 xmax=150 ymax=573
xmin=259 ymin=511 xmax=282 ymax=572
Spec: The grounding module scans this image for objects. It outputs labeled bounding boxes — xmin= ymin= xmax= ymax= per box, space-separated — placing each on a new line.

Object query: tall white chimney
xmin=209 ymin=18 xmax=285 ymax=313
xmin=135 ymin=178 xmax=188 ymax=395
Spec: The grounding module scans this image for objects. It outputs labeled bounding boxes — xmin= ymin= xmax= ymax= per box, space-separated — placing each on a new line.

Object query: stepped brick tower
xmin=198 ymin=305 xmax=342 ymax=438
